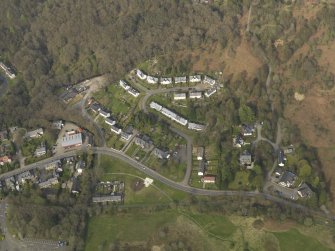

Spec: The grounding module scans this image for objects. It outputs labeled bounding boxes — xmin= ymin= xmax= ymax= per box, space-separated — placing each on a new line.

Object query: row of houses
xmin=194 ymin=147 xmax=216 ymax=184
xmin=173 ymin=88 xmax=217 ymax=100
xmin=0 ymin=62 xmax=16 ymax=79
xmin=136 ymin=69 xmax=217 ymax=86
xmin=150 ymin=101 xmax=205 ymax=131
xmin=134 ymin=135 xmax=170 ymax=159
xmin=119 ymin=80 xmax=140 ymax=97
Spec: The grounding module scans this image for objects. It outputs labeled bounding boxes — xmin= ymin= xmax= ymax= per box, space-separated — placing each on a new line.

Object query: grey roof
xmin=61 ymin=133 xmax=83 ymax=147
xmin=239 ymin=151 xmax=252 ymax=165
xmin=298 ymin=183 xmax=313 ymax=198
xmin=198 ymin=160 xmax=206 ymax=174
xmin=278 ymin=150 xmax=285 ymax=165
xmin=279 ymin=171 xmax=297 ymax=186
xmin=153 ymin=148 xmax=170 ymax=159
xmin=92 ymin=195 xmax=122 ymax=203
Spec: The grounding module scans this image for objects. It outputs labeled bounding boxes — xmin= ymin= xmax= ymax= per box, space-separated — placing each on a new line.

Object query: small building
xmin=233 ymin=135 xmax=244 ymax=148
xmin=105 ymin=118 xmax=116 ymax=126
xmin=71 ymin=177 xmax=81 ymax=194
xmin=297 ymin=183 xmax=313 ymax=198
xmin=121 ymin=132 xmax=132 ymax=141
xmin=160 ymin=77 xmax=173 ymax=85
xmin=99 ymin=109 xmax=110 ymax=118
xmin=39 ymin=177 xmax=59 ymax=188
xmin=5 ymin=176 xmax=16 ymax=190
xmin=202 ymin=175 xmax=216 ymax=184
xmin=52 ymin=120 xmax=64 ymax=130
xmin=283 ymin=145 xmax=295 ymax=154
xmin=189 ymin=75 xmax=201 ymax=83
xmin=196 ymin=147 xmax=204 ymax=161
xmin=111 ymin=125 xmax=122 ymax=135
xmin=153 ymin=148 xmax=170 ymax=159
xmin=147 ymin=76 xmax=159 ymax=84
xmin=16 ymin=171 xmax=35 ymax=184
xmin=203 ymin=75 xmax=216 ymax=86
xmin=90 ymin=103 xmax=102 ymax=113
xmin=174 ymin=76 xmax=187 ymax=84
xmin=127 ymin=88 xmax=140 ymax=97
xmin=198 ymin=160 xmax=206 ymax=176
xmin=0 ymin=156 xmax=12 ymax=165
xmin=205 ymin=87 xmax=217 ymax=97
xmin=278 ymin=171 xmax=297 ymax=188
xmin=278 ymin=150 xmax=285 ymax=167
xmin=239 ymin=151 xmax=252 ymax=167
xmin=26 ymin=128 xmax=44 ymax=138
xmin=134 ymin=135 xmax=153 ymax=149
xmin=150 ymin=101 xmax=163 ymax=111
xmin=241 ymin=124 xmax=255 ymax=136
xmin=189 ymin=92 xmax=202 ymax=99
xmin=0 ymin=62 xmax=16 ymax=79
xmin=188 ymin=122 xmax=205 ymax=131
xmin=174 ymin=93 xmax=187 ymax=100
xmin=61 ymin=133 xmax=83 ymax=148
xmin=119 ymin=80 xmax=130 ymax=90
xmin=75 ymin=160 xmax=86 ymax=174
xmin=34 ymin=145 xmax=47 ymax=157
xmin=136 ymin=69 xmax=147 ymax=80
xmin=92 ymin=195 xmax=123 ymax=203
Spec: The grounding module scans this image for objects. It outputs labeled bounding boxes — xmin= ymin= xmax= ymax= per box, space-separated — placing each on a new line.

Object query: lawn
xmin=273 ymin=229 xmax=333 ymax=251
xmin=228 ymin=171 xmax=251 ymax=190
xmin=85 ymin=211 xmax=179 ymax=251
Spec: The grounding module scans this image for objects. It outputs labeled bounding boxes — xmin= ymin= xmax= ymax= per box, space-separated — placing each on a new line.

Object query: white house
xmin=99 ymin=109 xmax=110 ymax=118
xmin=147 ymin=76 xmax=159 ymax=84
xmin=119 ymin=80 xmax=130 ymax=90
xmin=174 ymin=93 xmax=186 ymax=100
xmin=121 ymin=132 xmax=132 ymax=141
xmin=127 ymin=88 xmax=140 ymax=97
xmin=62 ymin=133 xmax=83 ymax=148
xmin=111 ymin=125 xmax=122 ymax=135
xmin=189 ymin=92 xmax=202 ymax=99
xmin=150 ymin=101 xmax=162 ymax=111
xmin=160 ymin=77 xmax=173 ymax=85
xmin=136 ymin=69 xmax=147 ymax=80
xmin=188 ymin=123 xmax=205 ymax=131
xmin=174 ymin=76 xmax=187 ymax=84
xmin=26 ymin=128 xmax=44 ymax=138
xmin=105 ymin=118 xmax=116 ymax=126
xmin=189 ymin=75 xmax=201 ymax=83
xmin=203 ymin=75 xmax=216 ymax=86
xmin=205 ymin=87 xmax=217 ymax=97
xmin=202 ymin=175 xmax=216 ymax=184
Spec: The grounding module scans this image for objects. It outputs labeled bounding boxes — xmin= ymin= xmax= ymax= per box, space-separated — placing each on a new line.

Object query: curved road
xmin=1 ymin=146 xmax=333 ymax=220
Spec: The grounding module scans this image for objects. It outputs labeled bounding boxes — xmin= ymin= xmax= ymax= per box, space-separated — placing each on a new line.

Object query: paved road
xmin=1 ymin=146 xmax=333 ymax=220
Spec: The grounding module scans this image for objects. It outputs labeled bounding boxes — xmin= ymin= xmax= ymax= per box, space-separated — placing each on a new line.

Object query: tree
xmin=298 ymin=160 xmax=311 ymax=178
xmin=238 ymin=105 xmax=255 ymax=124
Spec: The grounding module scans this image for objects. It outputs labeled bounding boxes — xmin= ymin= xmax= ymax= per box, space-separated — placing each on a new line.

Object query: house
xmin=239 ymin=151 xmax=252 ymax=167
xmin=188 ymin=123 xmax=205 ymax=131
xmin=146 ymin=76 xmax=159 ymax=84
xmin=196 ymin=147 xmax=204 ymax=160
xmin=174 ymin=76 xmax=187 ymax=84
xmin=52 ymin=120 xmax=64 ymax=130
xmin=0 ymin=156 xmax=12 ymax=165
xmin=44 ymin=160 xmax=61 ymax=170
xmin=233 ymin=135 xmax=244 ymax=147
xmin=283 ymin=145 xmax=295 ymax=154
xmin=26 ymin=128 xmax=44 ymax=138
xmin=119 ymin=80 xmax=130 ymax=90
xmin=278 ymin=171 xmax=297 ymax=188
xmin=153 ymin=148 xmax=170 ymax=159
xmin=34 ymin=145 xmax=47 ymax=157
xmin=5 ymin=176 xmax=16 ymax=190
xmin=205 ymin=87 xmax=217 ymax=97
xmin=99 ymin=109 xmax=110 ymax=118
xmin=121 ymin=132 xmax=132 ymax=141
xmin=150 ymin=101 xmax=163 ymax=111
xmin=0 ymin=62 xmax=16 ymax=79
xmin=241 ymin=124 xmax=255 ymax=136
xmin=278 ymin=150 xmax=285 ymax=167
xmin=16 ymin=171 xmax=34 ymax=184
xmin=127 ymin=88 xmax=140 ymax=97
xmin=61 ymin=133 xmax=83 ymax=148
xmin=39 ymin=177 xmax=59 ymax=188
xmin=90 ymin=103 xmax=102 ymax=113
xmin=105 ymin=117 xmax=116 ymax=126
xmin=71 ymin=177 xmax=81 ymax=193
xmin=111 ymin=125 xmax=122 ymax=135
xmin=0 ymin=130 xmax=8 ymax=141
xmin=297 ymin=183 xmax=313 ymax=198
xmin=136 ymin=69 xmax=147 ymax=80
xmin=92 ymin=195 xmax=123 ymax=203
xmin=198 ymin=160 xmax=206 ymax=176
xmin=75 ymin=160 xmax=86 ymax=174
xmin=189 ymin=92 xmax=202 ymax=99
xmin=134 ymin=135 xmax=153 ymax=149
xmin=202 ymin=175 xmax=216 ymax=184
xmin=160 ymin=107 xmax=188 ymax=126
xmin=203 ymin=76 xmax=216 ymax=86
xmin=160 ymin=77 xmax=173 ymax=85
xmin=189 ymin=75 xmax=202 ymax=83
xmin=174 ymin=93 xmax=187 ymax=100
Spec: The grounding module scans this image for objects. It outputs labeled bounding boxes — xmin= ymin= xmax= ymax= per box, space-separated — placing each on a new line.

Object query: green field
xmin=273 ymin=229 xmax=333 ymax=251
